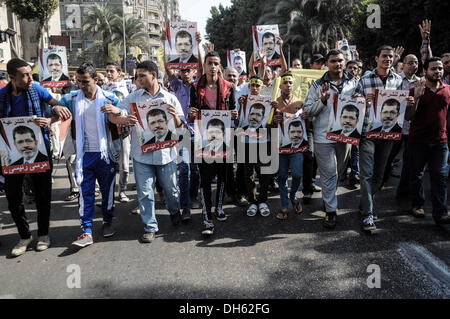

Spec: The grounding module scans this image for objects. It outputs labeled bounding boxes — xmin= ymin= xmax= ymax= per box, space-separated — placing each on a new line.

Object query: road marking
xmin=397 ymin=242 xmax=450 ymax=297
xmin=0 ymin=295 xmax=16 ymax=299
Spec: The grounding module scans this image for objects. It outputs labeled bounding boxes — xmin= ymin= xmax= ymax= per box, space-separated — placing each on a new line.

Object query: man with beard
xmin=371 ymin=99 xmax=402 ymax=133
xmin=405 ymin=57 xmax=450 ymax=225
xmin=169 ymin=31 xmax=198 ymax=64
xmin=262 ymin=32 xmax=280 ymax=61
xmin=11 ymin=126 xmax=48 ymax=165
xmin=43 ymin=53 xmax=69 ymax=82
xmin=144 ymin=108 xmax=175 ymax=145
xmin=331 ymin=104 xmax=361 ymax=138
xmin=202 ymin=118 xmax=227 ymax=154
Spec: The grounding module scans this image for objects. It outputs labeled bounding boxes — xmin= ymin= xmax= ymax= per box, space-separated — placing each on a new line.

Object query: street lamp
xmin=123 ymin=0 xmax=131 ymax=75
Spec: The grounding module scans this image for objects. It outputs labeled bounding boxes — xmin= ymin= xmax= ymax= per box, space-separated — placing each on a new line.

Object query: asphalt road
xmin=0 ymin=161 xmax=449 ymax=299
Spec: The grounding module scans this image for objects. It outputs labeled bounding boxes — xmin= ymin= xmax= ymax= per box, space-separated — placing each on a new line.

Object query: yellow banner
xmin=272 ymin=69 xmax=326 ymax=102
xmin=156 ymin=47 xmax=166 ymax=76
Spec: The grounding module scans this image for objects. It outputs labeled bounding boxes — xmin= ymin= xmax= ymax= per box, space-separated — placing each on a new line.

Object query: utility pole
xmin=122 ymin=1 xmax=127 ymax=75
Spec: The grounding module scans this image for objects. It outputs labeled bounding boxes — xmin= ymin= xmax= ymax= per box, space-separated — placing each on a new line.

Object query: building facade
xmin=58 ymin=0 xmax=180 ymax=69
xmin=0 ymin=2 xmax=23 ymax=72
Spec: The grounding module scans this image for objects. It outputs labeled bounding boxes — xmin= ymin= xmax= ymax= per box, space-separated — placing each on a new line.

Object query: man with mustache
xmin=242 ymin=103 xmax=265 ymax=130
xmin=169 ymin=31 xmax=199 ymax=64
xmin=43 ymin=53 xmax=69 ymax=82
xmin=331 ymin=104 xmax=361 ymax=138
xmin=11 ymin=126 xmax=48 ymax=165
xmin=202 ymin=118 xmax=227 ymax=154
xmin=372 ymin=99 xmax=402 ymax=133
xmin=144 ymin=108 xmax=175 ymax=145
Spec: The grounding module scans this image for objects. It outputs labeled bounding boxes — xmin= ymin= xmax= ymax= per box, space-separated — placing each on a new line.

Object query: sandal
xmin=65 ymin=191 xmax=80 ymax=201
xmin=258 ymin=203 xmax=271 ymax=217
xmin=276 ymin=209 xmax=288 ymax=220
xmin=246 ymin=204 xmax=258 ymax=217
xmin=290 ymin=197 xmax=303 ymax=214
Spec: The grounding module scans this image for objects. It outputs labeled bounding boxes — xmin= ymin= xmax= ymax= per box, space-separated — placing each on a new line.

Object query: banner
xmin=272 ymin=68 xmax=327 ymax=103
xmin=252 ymin=24 xmax=281 ymax=67
xmin=227 ymin=50 xmax=247 ymax=81
xmin=165 ymin=21 xmax=199 ymax=70
xmin=194 ymin=110 xmax=232 ymax=159
xmin=366 ymin=89 xmax=409 ymax=140
xmin=279 ymin=111 xmax=308 ymax=154
xmin=326 ymin=95 xmax=366 ymax=146
xmin=131 ymin=99 xmax=178 ymax=153
xmin=40 ymin=46 xmax=70 ymax=88
xmin=0 ymin=117 xmax=50 ymax=174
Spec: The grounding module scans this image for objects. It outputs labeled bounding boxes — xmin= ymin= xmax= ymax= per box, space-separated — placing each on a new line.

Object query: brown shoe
xmin=140 ymin=232 xmax=155 ymax=243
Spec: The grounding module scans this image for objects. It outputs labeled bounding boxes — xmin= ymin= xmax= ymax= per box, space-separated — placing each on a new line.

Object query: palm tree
xmin=82 ymin=3 xmax=122 ymax=62
xmin=111 ymin=16 xmax=150 ymax=54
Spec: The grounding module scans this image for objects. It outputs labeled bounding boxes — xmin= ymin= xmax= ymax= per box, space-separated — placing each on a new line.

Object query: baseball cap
xmin=312 ymin=54 xmax=326 ymax=63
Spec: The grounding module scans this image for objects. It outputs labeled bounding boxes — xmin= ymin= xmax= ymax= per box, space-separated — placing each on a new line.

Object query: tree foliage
xmin=350 ymin=0 xmax=450 ymax=68
xmin=4 ymin=0 xmax=59 ymax=42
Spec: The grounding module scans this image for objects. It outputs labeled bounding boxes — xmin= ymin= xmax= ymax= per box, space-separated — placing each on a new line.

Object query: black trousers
xmin=244 ymin=163 xmax=270 ymax=204
xmin=5 ymin=168 xmax=53 ymax=239
xmin=226 ymin=163 xmax=246 ymax=196
xmin=199 ymin=162 xmax=227 ymax=221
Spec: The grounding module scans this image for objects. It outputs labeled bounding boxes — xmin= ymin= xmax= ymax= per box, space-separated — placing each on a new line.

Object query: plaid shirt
xmin=355 ymin=68 xmax=403 ymax=135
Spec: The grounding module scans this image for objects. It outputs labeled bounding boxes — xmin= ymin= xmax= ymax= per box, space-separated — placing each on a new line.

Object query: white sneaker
xmin=11 ymin=237 xmax=33 ymax=257
xmin=36 ymin=235 xmax=51 ymax=251
xmin=118 ymin=192 xmax=130 ymax=203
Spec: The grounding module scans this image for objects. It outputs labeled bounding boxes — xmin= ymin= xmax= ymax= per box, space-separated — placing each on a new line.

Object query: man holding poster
xmin=0 ymin=58 xmax=71 ymax=257
xmin=109 ymin=61 xmax=185 ymax=244
xmin=303 ymin=49 xmax=358 ymax=229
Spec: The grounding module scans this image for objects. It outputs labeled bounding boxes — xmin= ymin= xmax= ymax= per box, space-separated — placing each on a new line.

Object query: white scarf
xmin=75 ymin=86 xmax=109 ymax=185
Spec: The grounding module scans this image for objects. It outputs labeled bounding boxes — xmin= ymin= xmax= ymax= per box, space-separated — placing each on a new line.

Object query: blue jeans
xmin=278 ymin=153 xmax=304 ymax=209
xmin=359 ymin=138 xmax=394 ymax=216
xmin=133 ymin=159 xmax=180 ymax=233
xmin=409 ymin=142 xmax=448 ymax=218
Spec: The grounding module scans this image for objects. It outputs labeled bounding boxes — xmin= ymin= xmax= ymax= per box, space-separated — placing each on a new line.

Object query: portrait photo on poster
xmin=194 ymin=110 xmax=232 ymax=159
xmin=326 ymin=95 xmax=366 ymax=146
xmin=279 ymin=112 xmax=308 ymax=154
xmin=366 ymin=89 xmax=409 ymax=140
xmin=252 ymin=24 xmax=281 ymax=67
xmin=227 ymin=50 xmax=247 ymax=78
xmin=132 ymin=99 xmax=179 ymax=153
xmin=0 ymin=117 xmax=50 ymax=174
xmin=40 ymin=46 xmax=70 ymax=88
xmin=238 ymin=95 xmax=273 ymax=143
xmin=165 ymin=21 xmax=199 ymax=70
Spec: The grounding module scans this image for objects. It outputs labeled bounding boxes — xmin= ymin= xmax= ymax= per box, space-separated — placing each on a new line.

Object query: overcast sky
xmin=178 ymin=0 xmax=232 ymax=38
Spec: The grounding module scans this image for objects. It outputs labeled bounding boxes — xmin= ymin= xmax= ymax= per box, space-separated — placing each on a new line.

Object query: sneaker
xmin=202 ymin=222 xmax=214 ymax=236
xmin=65 ymin=191 xmax=80 ymax=201
xmin=11 ymin=237 xmax=33 ymax=257
xmin=72 ymin=233 xmax=93 ymax=247
xmin=36 ymin=235 xmax=51 ymax=252
xmin=269 ymin=181 xmax=279 ymax=192
xmin=323 ymin=213 xmax=337 ymax=229
xmin=246 ymin=204 xmax=258 ymax=217
xmin=258 ymin=203 xmax=271 ymax=217
xmin=433 ymin=215 xmax=450 ymax=225
xmin=170 ymin=211 xmax=181 ymax=226
xmin=237 ymin=195 xmax=249 ymax=207
xmin=182 ymin=209 xmax=191 ymax=222
xmin=190 ymin=198 xmax=201 ymax=209
xmin=140 ymin=232 xmax=156 ymax=243
xmin=131 ymin=206 xmax=140 ymax=214
xmin=118 ymin=192 xmax=130 ymax=203
xmin=362 ymin=215 xmax=376 ymax=231
xmin=312 ymin=184 xmax=322 ymax=192
xmin=412 ymin=207 xmax=425 ymax=218
xmin=215 ymin=208 xmax=227 ymax=221
xmin=102 ymin=223 xmax=116 ymax=238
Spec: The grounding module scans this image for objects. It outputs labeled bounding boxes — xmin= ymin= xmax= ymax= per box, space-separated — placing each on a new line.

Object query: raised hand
xmin=414 ymin=79 xmax=426 ymax=99
xmin=320 ymin=82 xmax=331 ymax=104
xmin=393 ymin=46 xmax=405 ymax=65
xmin=419 ymin=19 xmax=431 ymax=41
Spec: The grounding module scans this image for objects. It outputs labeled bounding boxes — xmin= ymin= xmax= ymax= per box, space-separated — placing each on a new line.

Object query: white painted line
xmin=0 ymin=295 xmax=16 ymax=299
xmin=397 ymin=242 xmax=450 ymax=297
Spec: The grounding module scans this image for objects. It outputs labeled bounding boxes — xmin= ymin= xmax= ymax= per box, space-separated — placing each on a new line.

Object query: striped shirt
xmin=355 ymin=68 xmax=403 ymax=135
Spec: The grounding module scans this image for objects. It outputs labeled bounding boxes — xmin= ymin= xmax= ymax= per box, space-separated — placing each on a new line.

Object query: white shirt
xmin=118 ymin=87 xmax=185 ymax=165
xmin=103 ymin=81 xmax=129 ymax=99
xmin=83 ymin=98 xmax=100 ymax=152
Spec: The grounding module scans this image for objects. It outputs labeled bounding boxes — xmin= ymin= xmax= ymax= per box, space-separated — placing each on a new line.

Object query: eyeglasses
xmin=180 ymin=69 xmax=191 ymax=73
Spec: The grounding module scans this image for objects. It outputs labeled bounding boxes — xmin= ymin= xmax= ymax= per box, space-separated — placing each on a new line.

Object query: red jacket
xmin=190 ymin=75 xmax=235 ymax=111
